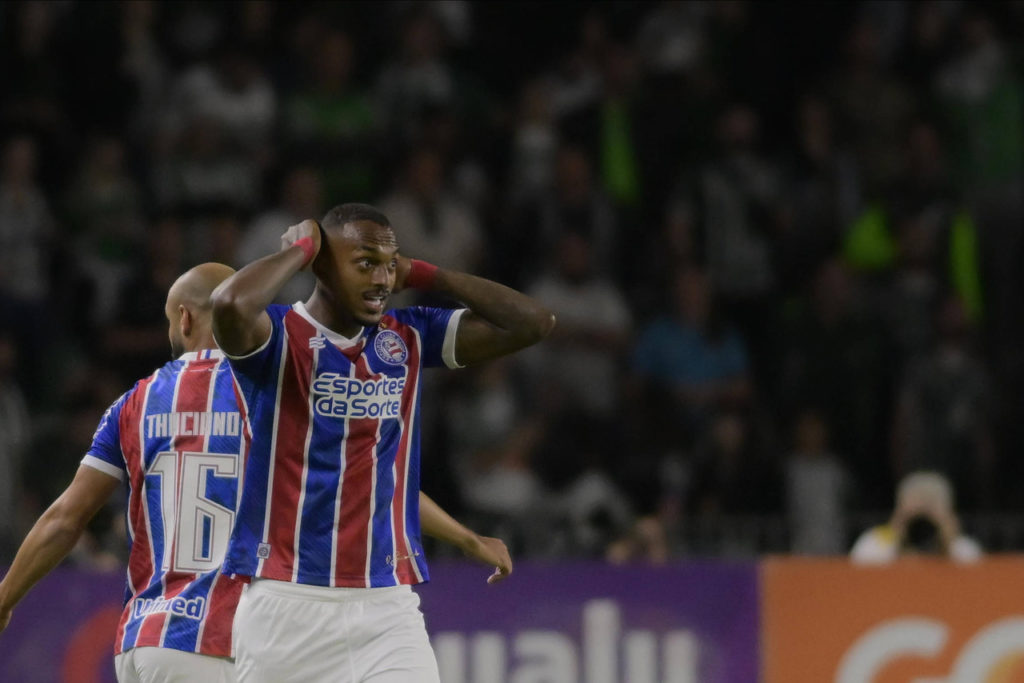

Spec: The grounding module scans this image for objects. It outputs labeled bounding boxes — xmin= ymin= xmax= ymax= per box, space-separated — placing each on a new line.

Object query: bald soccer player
xmin=0 ymin=262 xmax=513 ymax=683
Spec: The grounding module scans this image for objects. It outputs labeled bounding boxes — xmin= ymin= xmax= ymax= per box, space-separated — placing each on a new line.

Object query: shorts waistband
xmin=249 ymin=578 xmax=412 ymax=602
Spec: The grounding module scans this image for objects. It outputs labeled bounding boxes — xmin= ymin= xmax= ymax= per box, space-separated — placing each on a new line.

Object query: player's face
xmin=317 ymin=220 xmax=399 ymax=327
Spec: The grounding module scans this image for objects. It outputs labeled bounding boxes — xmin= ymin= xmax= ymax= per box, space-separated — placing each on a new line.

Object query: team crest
xmin=374 ymin=330 xmax=408 ymax=365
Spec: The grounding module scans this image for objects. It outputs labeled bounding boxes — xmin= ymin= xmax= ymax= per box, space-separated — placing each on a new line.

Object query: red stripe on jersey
xmin=118 ymin=375 xmax=157 ymax=652
xmin=387 ymin=322 xmax=421 ymax=584
xmin=199 ymin=573 xmax=244 ymax=655
xmin=262 ymin=313 xmax=316 ymax=579
xmin=136 ymin=364 xmax=214 ymax=647
xmin=334 ymin=355 xmax=379 ymax=585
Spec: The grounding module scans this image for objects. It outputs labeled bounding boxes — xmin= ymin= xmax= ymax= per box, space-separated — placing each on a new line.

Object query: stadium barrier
xmin=3 ymin=559 xmax=1023 ymax=682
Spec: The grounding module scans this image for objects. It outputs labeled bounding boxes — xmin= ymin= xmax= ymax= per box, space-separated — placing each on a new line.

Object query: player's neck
xmin=304 ymin=291 xmax=364 ymax=338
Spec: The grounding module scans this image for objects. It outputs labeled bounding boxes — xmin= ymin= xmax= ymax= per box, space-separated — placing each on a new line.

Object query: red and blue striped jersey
xmin=81 ymin=349 xmax=247 ymax=657
xmin=221 ymin=302 xmax=463 ymax=587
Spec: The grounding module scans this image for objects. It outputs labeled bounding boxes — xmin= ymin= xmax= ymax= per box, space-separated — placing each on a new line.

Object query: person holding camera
xmin=850 ymin=471 xmax=982 ymax=564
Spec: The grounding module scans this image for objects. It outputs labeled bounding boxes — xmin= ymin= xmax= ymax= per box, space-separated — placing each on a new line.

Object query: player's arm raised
xmin=419 ymin=492 xmax=512 ymax=585
xmin=212 ymin=219 xmax=322 ymax=357
xmin=396 ymin=257 xmax=556 ymax=366
xmin=0 ymin=466 xmax=120 ymax=633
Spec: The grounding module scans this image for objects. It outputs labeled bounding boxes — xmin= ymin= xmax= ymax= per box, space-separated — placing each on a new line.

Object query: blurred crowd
xmin=1 ymin=0 xmax=1023 ymax=565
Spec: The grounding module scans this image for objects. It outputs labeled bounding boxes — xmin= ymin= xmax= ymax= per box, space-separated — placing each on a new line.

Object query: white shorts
xmin=114 ymin=646 xmax=235 ymax=683
xmin=233 ymin=579 xmax=439 ymax=683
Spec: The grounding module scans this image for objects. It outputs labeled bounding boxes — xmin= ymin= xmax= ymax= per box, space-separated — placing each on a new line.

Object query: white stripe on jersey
xmin=153 ymin=366 xmax=185 ymax=647
xmin=291 ymin=345 xmax=319 ymax=584
xmin=256 ymin=334 xmax=291 ymax=577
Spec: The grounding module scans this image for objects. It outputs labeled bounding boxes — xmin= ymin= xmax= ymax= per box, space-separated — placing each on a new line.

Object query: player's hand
xmin=393 ymin=255 xmax=413 ymax=293
xmin=279 ymin=219 xmax=322 ymax=270
xmin=460 ymin=534 xmax=513 ymax=585
xmin=0 ymin=607 xmax=11 ymax=634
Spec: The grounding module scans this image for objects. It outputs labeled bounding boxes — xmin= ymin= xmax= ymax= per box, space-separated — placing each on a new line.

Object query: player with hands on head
xmin=211 ymin=203 xmax=553 ymax=683
xmin=0 ymin=259 xmax=509 ymax=683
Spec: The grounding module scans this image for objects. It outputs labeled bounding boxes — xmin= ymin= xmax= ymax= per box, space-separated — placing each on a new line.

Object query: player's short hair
xmin=321 ymin=203 xmax=391 ymax=231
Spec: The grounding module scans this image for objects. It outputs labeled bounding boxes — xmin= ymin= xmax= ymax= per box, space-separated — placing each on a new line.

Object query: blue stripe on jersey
xmin=295 ymin=416 xmax=347 ymax=586
xmin=369 ymin=425 xmax=400 ymax=587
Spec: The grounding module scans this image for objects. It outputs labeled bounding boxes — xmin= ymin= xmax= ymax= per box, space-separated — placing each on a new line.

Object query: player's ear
xmin=179 ymin=304 xmax=193 ymax=338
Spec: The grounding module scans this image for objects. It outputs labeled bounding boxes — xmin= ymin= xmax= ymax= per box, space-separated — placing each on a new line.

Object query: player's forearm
xmin=419 ymin=492 xmax=475 ymax=551
xmin=435 ymin=269 xmax=556 ymax=363
xmin=0 ymin=504 xmax=90 ymax=614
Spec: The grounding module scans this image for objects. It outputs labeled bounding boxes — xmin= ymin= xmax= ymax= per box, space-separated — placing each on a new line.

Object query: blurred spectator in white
xmin=786 ymin=410 xmax=848 ymax=555
xmin=444 ymin=360 xmax=544 ymax=522
xmin=377 ymin=147 xmax=483 ymax=274
xmin=161 ymin=41 xmax=276 ymax=157
xmin=236 ymin=166 xmax=322 ymax=305
xmin=851 ymin=471 xmax=981 ymax=563
xmin=0 ymin=136 xmax=54 ymax=307
xmin=630 ymin=265 xmax=751 ymax=436
xmin=65 ymin=136 xmax=145 ymax=326
xmin=635 ymin=1 xmax=708 ymax=76
xmin=892 ymin=296 xmax=994 ymax=509
xmin=935 ymin=8 xmax=1024 ymax=189
xmin=507 ymin=79 xmax=559 ymax=206
xmin=375 ymin=8 xmax=455 ymax=143
xmin=545 ymin=9 xmax=609 ymax=118
xmin=152 ymin=116 xmax=260 ymax=211
xmin=282 ymin=27 xmax=378 ymax=200
xmin=699 ymin=104 xmax=781 ymax=301
xmin=0 ymin=335 xmax=30 ymax=563
xmin=523 ymin=232 xmax=630 ymax=417
xmin=829 ymin=18 xmax=917 ymax=193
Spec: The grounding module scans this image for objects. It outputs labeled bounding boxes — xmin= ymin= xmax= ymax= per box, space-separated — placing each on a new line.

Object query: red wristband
xmin=405 ymin=259 xmax=438 ymax=290
xmin=293 ymin=236 xmax=316 ymax=267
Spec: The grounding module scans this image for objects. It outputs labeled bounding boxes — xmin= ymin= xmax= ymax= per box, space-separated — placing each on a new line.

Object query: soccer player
xmin=0 ymin=260 xmax=511 ymax=683
xmin=0 ymin=262 xmax=246 ymax=682
xmin=211 ymin=204 xmax=554 ymax=682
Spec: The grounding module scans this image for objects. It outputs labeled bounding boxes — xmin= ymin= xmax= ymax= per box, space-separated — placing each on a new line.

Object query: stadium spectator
xmin=629 ymin=265 xmax=752 ymax=443
xmin=850 ymin=470 xmax=981 ymax=563
xmin=785 ymin=410 xmax=848 ymax=555
xmin=891 ymin=296 xmax=995 ymax=509
xmin=523 ymin=232 xmax=630 ymax=417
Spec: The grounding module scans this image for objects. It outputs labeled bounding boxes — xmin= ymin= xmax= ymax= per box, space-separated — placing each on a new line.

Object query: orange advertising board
xmin=762 ymin=557 xmax=1024 ymax=683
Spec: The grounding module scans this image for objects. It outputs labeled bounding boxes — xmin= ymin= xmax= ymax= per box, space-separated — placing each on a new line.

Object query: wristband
xmin=405 ymin=259 xmax=438 ymax=290
xmin=293 ymin=236 xmax=316 ymax=267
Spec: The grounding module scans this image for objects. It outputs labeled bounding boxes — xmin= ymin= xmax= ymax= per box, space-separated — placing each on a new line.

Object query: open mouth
xmin=362 ymin=290 xmax=389 ymax=313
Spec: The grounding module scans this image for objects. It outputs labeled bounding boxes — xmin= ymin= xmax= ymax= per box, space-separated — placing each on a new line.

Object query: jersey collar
xmin=292 ymin=301 xmax=366 ymax=350
xmin=178 ymin=349 xmax=225 ymax=361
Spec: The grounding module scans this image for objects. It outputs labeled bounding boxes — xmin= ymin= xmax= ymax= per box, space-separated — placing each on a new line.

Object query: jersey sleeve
xmin=223 ymin=304 xmax=288 ymax=382
xmin=81 ymin=389 xmax=131 ymax=481
xmin=391 ymin=306 xmax=465 ymax=369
